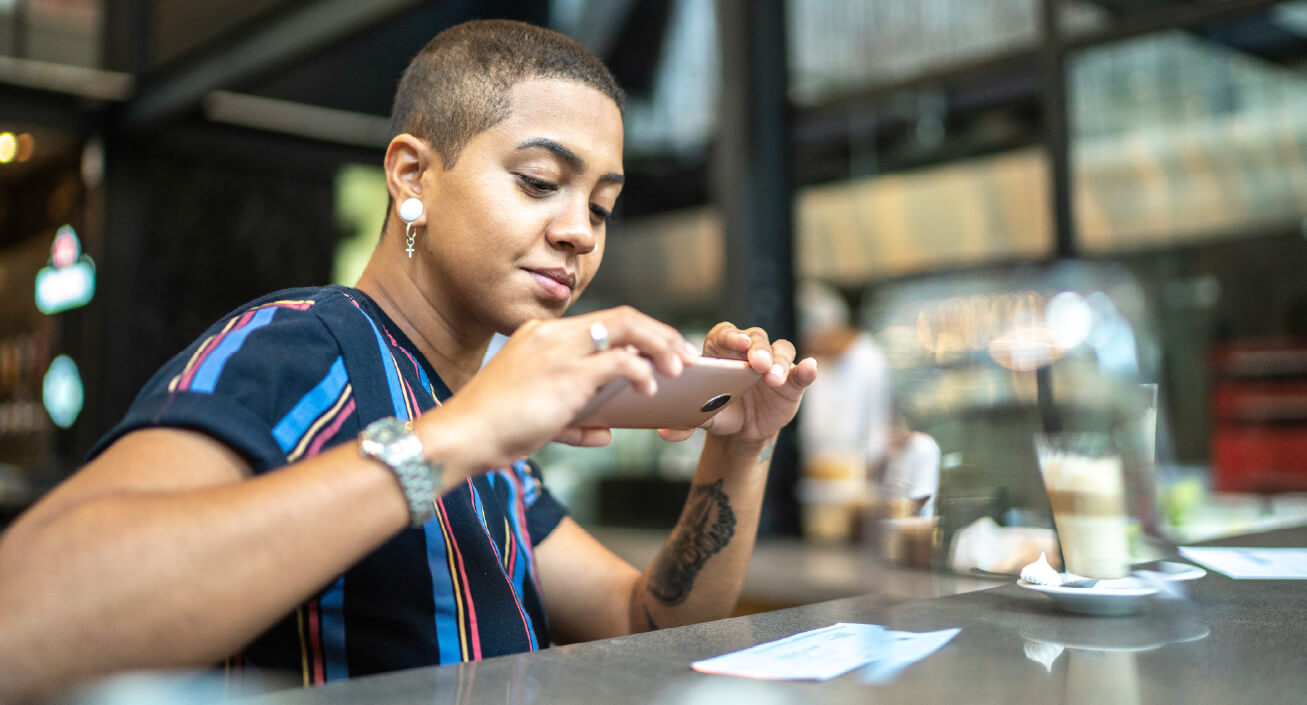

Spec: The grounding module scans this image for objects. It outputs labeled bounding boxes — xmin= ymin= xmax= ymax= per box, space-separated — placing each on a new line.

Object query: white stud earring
xmin=399 ymin=197 xmax=423 ymax=259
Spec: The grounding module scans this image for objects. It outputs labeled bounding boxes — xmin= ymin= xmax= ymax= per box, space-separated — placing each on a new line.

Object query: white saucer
xmin=1138 ymin=561 xmax=1207 ymax=582
xmin=1016 ymin=561 xmax=1207 ymax=616
xmin=1018 ymin=578 xmax=1157 ymax=616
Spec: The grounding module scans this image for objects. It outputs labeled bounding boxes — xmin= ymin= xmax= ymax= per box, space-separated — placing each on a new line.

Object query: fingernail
xmin=684 ymin=341 xmax=700 ymax=357
xmin=770 ymin=363 xmax=786 ymax=380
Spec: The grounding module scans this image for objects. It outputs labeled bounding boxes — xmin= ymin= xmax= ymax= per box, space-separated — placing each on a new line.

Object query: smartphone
xmin=571 ymin=356 xmax=764 ymax=429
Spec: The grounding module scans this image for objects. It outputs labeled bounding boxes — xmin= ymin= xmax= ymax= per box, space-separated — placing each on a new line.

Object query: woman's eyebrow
xmin=516 ymin=137 xmax=624 ymax=185
xmin=517 ymin=137 xmax=584 ymax=170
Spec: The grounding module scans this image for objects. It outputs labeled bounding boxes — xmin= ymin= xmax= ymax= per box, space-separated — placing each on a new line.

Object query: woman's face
xmin=416 ymin=78 xmax=625 ymax=336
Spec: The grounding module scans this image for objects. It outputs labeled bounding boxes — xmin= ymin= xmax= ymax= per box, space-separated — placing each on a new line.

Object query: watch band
xmin=359 ymin=417 xmax=442 ymax=527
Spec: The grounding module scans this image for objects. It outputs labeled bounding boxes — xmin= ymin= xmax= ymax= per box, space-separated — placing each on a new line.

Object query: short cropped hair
xmin=390 ymin=19 xmax=625 ymax=169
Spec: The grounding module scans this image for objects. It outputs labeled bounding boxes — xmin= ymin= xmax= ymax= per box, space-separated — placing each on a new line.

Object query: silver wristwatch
xmin=359 ymin=417 xmax=441 ymax=527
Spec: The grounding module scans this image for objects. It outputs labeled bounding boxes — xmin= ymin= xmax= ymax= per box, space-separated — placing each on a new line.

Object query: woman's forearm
xmin=633 ymin=434 xmax=775 ymax=630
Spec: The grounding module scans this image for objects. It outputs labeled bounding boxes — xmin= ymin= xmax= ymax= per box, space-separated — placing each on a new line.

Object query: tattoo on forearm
xmin=758 ymin=440 xmax=776 ymax=464
xmin=643 ymin=603 xmax=662 ymax=631
xmin=646 ymin=479 xmax=736 ymax=606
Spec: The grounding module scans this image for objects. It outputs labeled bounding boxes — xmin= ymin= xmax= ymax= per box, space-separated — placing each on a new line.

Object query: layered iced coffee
xmin=1037 ymin=436 xmax=1130 ymax=579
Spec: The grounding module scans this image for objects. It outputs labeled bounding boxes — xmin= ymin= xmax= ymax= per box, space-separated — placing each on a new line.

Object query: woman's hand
xmin=658 ymin=322 xmax=817 ymax=445
xmin=422 ymin=306 xmax=697 ymax=470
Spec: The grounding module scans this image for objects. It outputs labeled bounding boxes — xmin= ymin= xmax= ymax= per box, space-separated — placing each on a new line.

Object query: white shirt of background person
xmin=798 ymin=333 xmax=890 ymax=468
xmin=879 ymin=431 xmax=940 ymax=518
xmin=795 ymin=281 xmax=892 ymax=489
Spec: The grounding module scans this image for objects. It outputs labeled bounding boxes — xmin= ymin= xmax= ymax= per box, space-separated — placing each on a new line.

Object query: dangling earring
xmin=399 ymin=197 xmax=424 ymax=259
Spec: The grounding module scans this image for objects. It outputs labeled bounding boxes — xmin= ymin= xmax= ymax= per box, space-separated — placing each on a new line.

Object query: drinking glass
xmin=1035 ymin=432 xmax=1130 ymax=579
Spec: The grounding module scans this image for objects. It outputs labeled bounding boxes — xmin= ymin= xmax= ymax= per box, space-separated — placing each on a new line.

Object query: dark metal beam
xmin=102 ymin=0 xmax=150 ymax=74
xmin=563 ymin=0 xmax=642 ymax=58
xmin=796 ymin=47 xmax=1042 ymax=125
xmin=1081 ymin=0 xmax=1182 ymax=18
xmin=604 ymin=0 xmax=673 ymax=95
xmin=714 ymin=0 xmax=796 ymax=340
xmin=1042 ymin=0 xmax=1075 ymax=260
xmin=97 ymin=137 xmax=148 ymax=451
xmin=715 ymin=0 xmax=798 ymax=536
xmin=1065 ymin=0 xmax=1288 ymax=50
xmin=0 ymin=84 xmax=100 ymax=132
xmin=150 ymin=120 xmax=382 ymax=177
xmin=121 ymin=0 xmax=426 ymax=133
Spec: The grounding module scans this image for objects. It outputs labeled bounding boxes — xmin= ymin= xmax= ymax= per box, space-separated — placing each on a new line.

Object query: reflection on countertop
xmin=1021 ymin=610 xmax=1211 ymax=705
xmin=588 ymin=526 xmax=1004 ymax=612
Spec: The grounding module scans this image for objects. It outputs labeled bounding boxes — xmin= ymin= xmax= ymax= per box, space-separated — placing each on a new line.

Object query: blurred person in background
xmin=796 ymin=282 xmax=939 ymax=541
xmin=873 ymin=407 xmax=940 ymax=519
xmin=0 ymin=20 xmax=816 ymax=701
xmin=796 ymin=281 xmax=891 ymax=540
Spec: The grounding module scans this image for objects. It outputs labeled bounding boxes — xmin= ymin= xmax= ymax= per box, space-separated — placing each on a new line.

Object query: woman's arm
xmin=536 ymin=434 xmax=776 ymax=642
xmin=537 ymin=322 xmax=816 ymax=641
xmin=0 ymin=422 xmax=450 ymax=701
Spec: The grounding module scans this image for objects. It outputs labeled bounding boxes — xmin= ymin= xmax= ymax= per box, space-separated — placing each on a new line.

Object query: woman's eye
xmin=517 ymin=175 xmax=557 ymax=195
xmin=590 ymin=204 xmax=612 ymax=223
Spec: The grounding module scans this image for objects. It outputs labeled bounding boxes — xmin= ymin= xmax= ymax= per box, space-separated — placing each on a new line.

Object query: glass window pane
xmin=7 ymin=0 xmax=103 ymax=67
xmin=788 ymin=0 xmax=1041 ymax=106
xmin=1069 ymin=14 xmax=1307 ymax=251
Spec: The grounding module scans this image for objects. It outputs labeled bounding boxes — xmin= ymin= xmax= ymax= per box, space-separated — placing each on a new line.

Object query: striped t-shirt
xmin=90 ymin=285 xmax=567 ymax=687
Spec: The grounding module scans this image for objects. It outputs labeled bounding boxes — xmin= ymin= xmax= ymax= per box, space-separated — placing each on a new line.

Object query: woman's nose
xmin=545 ymin=198 xmax=597 ymax=254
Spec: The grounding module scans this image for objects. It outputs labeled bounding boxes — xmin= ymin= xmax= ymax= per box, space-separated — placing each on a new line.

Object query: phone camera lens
xmin=699 ymin=394 xmax=731 ymax=413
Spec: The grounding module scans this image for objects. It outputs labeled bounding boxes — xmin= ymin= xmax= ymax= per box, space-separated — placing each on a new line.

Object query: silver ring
xmin=589 ymin=322 xmax=610 ymax=353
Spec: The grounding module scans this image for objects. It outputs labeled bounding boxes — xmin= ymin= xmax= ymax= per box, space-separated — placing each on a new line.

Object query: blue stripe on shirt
xmin=424 ymin=519 xmax=463 ymax=664
xmin=191 ymin=307 xmax=278 ymax=393
xmin=353 ymin=309 xmax=408 ymax=419
xmin=271 ymin=357 xmax=348 ymax=453
xmin=320 ymin=577 xmax=349 ymax=681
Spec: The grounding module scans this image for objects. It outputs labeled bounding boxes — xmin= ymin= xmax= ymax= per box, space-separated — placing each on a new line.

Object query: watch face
xmin=360 ymin=417 xmax=438 ymax=528
xmin=367 ymin=417 xmax=406 ymax=442
xmin=374 ymin=424 xmax=402 ymax=443
xmin=363 ymin=418 xmax=421 ymax=467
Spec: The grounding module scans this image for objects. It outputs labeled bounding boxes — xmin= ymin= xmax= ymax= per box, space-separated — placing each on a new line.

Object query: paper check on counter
xmin=1179 ymin=547 xmax=1307 ymax=580
xmin=691 ymin=623 xmax=960 ymax=682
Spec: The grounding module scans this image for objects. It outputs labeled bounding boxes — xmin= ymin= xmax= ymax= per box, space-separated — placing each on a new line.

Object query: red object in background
xmin=1211 ymin=342 xmax=1307 ymax=493
xmin=51 ymin=229 xmax=79 ymax=269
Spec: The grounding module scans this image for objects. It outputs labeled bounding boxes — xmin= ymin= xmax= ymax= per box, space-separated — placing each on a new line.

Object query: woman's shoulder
xmin=234 ymin=285 xmax=357 ymax=316
xmin=213 ymin=285 xmax=376 ymax=335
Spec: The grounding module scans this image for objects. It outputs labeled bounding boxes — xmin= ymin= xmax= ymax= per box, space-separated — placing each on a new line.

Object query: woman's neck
xmin=354 ymin=258 xmax=491 ymax=393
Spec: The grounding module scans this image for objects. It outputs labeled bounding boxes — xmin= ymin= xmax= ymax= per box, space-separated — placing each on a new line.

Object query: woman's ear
xmin=384 ymin=134 xmax=432 ymax=218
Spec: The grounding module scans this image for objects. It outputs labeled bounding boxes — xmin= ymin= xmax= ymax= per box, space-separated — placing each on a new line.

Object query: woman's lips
xmin=527 ymin=268 xmax=574 ymax=302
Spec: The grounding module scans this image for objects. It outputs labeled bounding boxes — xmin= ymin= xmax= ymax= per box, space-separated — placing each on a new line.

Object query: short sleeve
xmin=513 ymin=459 xmax=569 ymax=545
xmin=88 ymin=297 xmax=351 ymax=474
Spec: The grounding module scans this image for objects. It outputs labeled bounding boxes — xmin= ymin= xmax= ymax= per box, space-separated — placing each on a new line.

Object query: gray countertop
xmin=238 ymin=526 xmax=1307 ymax=705
xmin=589 ymin=526 xmax=1003 ymax=608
